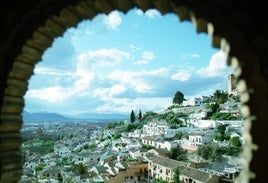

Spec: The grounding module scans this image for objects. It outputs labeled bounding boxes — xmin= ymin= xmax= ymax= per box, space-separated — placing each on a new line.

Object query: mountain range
xmin=22 ymin=110 xmax=129 ymax=122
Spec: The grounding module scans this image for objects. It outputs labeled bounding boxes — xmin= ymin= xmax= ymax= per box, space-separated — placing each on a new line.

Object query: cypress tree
xmin=138 ymin=109 xmax=142 ymax=120
xmin=130 ymin=110 xmax=135 ymax=123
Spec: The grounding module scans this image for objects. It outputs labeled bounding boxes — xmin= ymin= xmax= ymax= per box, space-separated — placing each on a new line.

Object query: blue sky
xmin=24 ymin=8 xmax=232 ymax=116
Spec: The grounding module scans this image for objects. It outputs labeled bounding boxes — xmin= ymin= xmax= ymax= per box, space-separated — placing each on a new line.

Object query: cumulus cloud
xmin=108 ymin=68 xmax=171 ymax=94
xmin=142 ymin=51 xmax=155 ymax=60
xmin=73 ymin=70 xmax=95 ymax=91
xmin=27 ymin=48 xmax=131 ymax=104
xmin=180 ymin=52 xmax=200 ymax=60
xmin=109 ymin=84 xmax=126 ymax=97
xmin=26 ymin=86 xmax=74 ymax=103
xmin=77 ymin=48 xmax=130 ymax=68
xmin=34 ymin=67 xmax=72 ymax=76
xmin=144 ymin=68 xmax=170 ymax=76
xmin=197 ymin=50 xmax=228 ymax=77
xmin=129 ymin=44 xmax=140 ymax=52
xmin=69 ymin=21 xmax=95 ymax=38
xmin=136 ymin=9 xmax=161 ymax=18
xmin=136 ymin=50 xmax=156 ymax=65
xmin=103 ymin=11 xmax=122 ymax=30
xmin=26 ymin=68 xmax=95 ymax=103
xmin=171 ymin=70 xmax=191 ymax=81
xmin=92 ymin=84 xmax=127 ymax=99
xmin=108 ymin=70 xmax=152 ymax=93
xmin=136 ymin=60 xmax=149 ymax=65
xmin=94 ymin=97 xmax=171 ymax=114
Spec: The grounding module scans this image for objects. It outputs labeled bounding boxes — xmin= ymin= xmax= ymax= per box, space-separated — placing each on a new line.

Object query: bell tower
xmin=227 ymin=74 xmax=234 ymax=95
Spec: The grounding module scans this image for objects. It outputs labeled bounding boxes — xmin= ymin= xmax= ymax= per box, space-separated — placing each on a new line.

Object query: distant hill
xmin=22 ymin=111 xmax=129 ymax=122
xmin=22 ymin=111 xmax=71 ymax=122
xmin=67 ymin=113 xmax=129 ymax=120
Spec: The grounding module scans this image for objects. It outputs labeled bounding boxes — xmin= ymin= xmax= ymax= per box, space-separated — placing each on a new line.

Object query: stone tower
xmin=227 ymin=74 xmax=234 ymax=95
xmin=227 ymin=74 xmax=238 ymax=96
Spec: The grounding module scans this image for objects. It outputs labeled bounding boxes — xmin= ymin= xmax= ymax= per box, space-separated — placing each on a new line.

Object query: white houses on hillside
xmin=143 ymin=120 xmax=169 ymax=136
xmin=183 ymin=97 xmax=204 ymax=106
xmin=143 ymin=119 xmax=180 ymax=138
xmin=148 ymin=156 xmax=219 ymax=183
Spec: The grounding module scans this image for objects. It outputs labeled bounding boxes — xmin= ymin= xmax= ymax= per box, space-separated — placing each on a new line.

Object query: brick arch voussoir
xmin=0 ymin=0 xmax=257 ymax=182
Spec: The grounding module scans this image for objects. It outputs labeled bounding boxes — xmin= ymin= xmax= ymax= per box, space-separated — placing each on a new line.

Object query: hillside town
xmin=20 ymin=74 xmax=244 ymax=183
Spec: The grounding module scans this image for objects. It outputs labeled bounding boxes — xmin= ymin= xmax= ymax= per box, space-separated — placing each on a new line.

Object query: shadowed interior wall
xmin=0 ymin=0 xmax=267 ymax=182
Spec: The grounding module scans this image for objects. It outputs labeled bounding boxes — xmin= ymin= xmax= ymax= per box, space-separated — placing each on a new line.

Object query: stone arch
xmin=0 ymin=0 xmax=267 ymax=182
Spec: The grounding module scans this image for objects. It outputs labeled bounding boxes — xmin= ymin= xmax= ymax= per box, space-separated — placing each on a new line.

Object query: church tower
xmin=227 ymin=73 xmax=238 ymax=96
xmin=227 ymin=74 xmax=234 ymax=95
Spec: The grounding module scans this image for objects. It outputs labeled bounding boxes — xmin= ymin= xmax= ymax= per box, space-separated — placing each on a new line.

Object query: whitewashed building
xmin=189 ymin=135 xmax=202 ymax=146
xmin=143 ymin=120 xmax=169 ymax=136
xmin=103 ymin=129 xmax=115 ymax=139
xmin=183 ymin=97 xmax=203 ymax=106
xmin=54 ymin=143 xmax=71 ymax=157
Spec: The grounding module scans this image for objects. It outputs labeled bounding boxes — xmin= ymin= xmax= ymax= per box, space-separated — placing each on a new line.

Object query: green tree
xmin=173 ymin=91 xmax=184 ymax=105
xmin=64 ymin=177 xmax=75 ymax=183
xmin=83 ymin=144 xmax=89 ymax=149
xmin=138 ymin=109 xmax=142 ymax=120
xmin=206 ymin=103 xmax=220 ymax=119
xmin=107 ymin=122 xmax=118 ymax=129
xmin=73 ymin=163 xmax=88 ymax=175
xmin=214 ymin=124 xmax=230 ymax=141
xmin=125 ymin=123 xmax=138 ymax=132
xmin=170 ymin=147 xmax=179 ymax=160
xmin=213 ymin=90 xmax=228 ymax=103
xmin=173 ymin=167 xmax=182 ymax=183
xmin=197 ymin=145 xmax=215 ymax=160
xmin=36 ymin=128 xmax=43 ymax=136
xmin=230 ymin=136 xmax=242 ymax=147
xmin=130 ymin=110 xmax=136 ymax=123
xmin=113 ymin=133 xmax=122 ymax=139
xmin=225 ymin=146 xmax=242 ymax=156
xmin=211 ymin=103 xmax=220 ymax=113
xmin=152 ymin=178 xmax=169 ymax=183
xmin=169 ymin=147 xmax=187 ymax=161
xmin=35 ymin=164 xmax=46 ymax=171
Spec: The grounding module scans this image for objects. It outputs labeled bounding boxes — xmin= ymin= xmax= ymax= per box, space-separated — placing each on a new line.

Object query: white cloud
xmin=26 ymin=86 xmax=74 ymax=103
xmin=26 ymin=67 xmax=95 ymax=103
xmin=180 ymin=52 xmax=200 ymax=60
xmin=108 ymin=68 xmax=170 ymax=93
xmin=94 ymin=97 xmax=171 ymax=114
xmin=136 ymin=51 xmax=156 ymax=65
xmin=136 ymin=9 xmax=143 ymax=16
xmin=136 ymin=60 xmax=149 ymax=65
xmin=77 ymin=48 xmax=130 ymax=68
xmin=145 ymin=68 xmax=170 ymax=76
xmin=108 ymin=70 xmax=152 ymax=93
xmin=197 ymin=50 xmax=228 ymax=77
xmin=142 ymin=51 xmax=155 ymax=60
xmin=34 ymin=67 xmax=72 ymax=76
xmin=73 ymin=70 xmax=95 ymax=91
xmin=26 ymin=48 xmax=132 ymax=103
xmin=92 ymin=84 xmax=126 ymax=99
xmin=129 ymin=44 xmax=140 ymax=52
xmin=171 ymin=70 xmax=191 ymax=81
xmin=145 ymin=9 xmax=161 ymax=18
xmin=109 ymin=84 xmax=126 ymax=97
xmin=103 ymin=11 xmax=122 ymax=30
xmin=136 ymin=9 xmax=161 ymax=18
xmin=69 ymin=22 xmax=95 ymax=38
